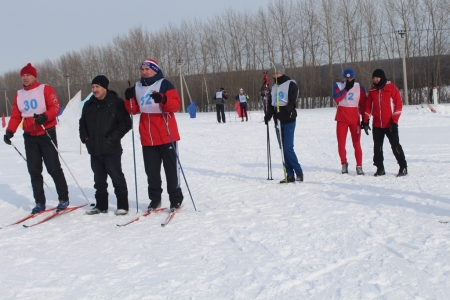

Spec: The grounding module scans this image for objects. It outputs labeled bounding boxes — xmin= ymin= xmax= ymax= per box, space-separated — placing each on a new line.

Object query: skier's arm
xmin=333 ymin=83 xmax=347 ymax=104
xmin=358 ymin=85 xmax=366 ymax=117
xmin=108 ymin=99 xmax=132 ymax=143
xmin=79 ymin=106 xmax=89 ymax=143
xmin=392 ymin=86 xmax=403 ymax=124
xmin=6 ymin=94 xmax=22 ymax=134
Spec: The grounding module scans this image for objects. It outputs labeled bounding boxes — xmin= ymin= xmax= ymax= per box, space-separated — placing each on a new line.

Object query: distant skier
xmin=332 ymin=68 xmax=366 ymax=175
xmin=124 ymin=59 xmax=183 ymax=211
xmin=362 ymin=69 xmax=408 ymax=177
xmin=3 ymin=63 xmax=70 ymax=213
xmin=264 ymin=63 xmax=303 ymax=183
xmin=235 ymin=88 xmax=249 ymax=122
xmin=214 ymin=87 xmax=228 ymax=123
xmin=79 ymin=75 xmax=132 ymax=215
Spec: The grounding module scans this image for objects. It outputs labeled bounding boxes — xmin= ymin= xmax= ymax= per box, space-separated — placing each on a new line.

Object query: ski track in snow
xmin=1 ymin=105 xmax=450 ymax=299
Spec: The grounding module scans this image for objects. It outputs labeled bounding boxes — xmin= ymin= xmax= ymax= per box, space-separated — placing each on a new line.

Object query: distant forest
xmin=1 ymin=0 xmax=449 ymax=115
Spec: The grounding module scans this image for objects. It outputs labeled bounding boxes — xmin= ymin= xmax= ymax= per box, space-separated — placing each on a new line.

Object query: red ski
xmin=0 ymin=208 xmax=57 ymax=229
xmin=161 ymin=206 xmax=183 ymax=227
xmin=23 ymin=204 xmax=87 ymax=228
xmin=116 ymin=207 xmax=167 ymax=227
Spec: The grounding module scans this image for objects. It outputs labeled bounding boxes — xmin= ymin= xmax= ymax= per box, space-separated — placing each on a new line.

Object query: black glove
xmin=389 ymin=122 xmax=398 ymax=133
xmin=151 ymin=92 xmax=167 ymax=104
xmin=4 ymin=130 xmax=13 ymax=145
xmin=362 ymin=120 xmax=371 ymax=135
xmin=124 ymin=87 xmax=135 ymax=100
xmin=264 ymin=115 xmax=270 ymax=125
xmin=344 ymin=80 xmax=355 ymax=91
xmin=33 ymin=113 xmax=48 ymax=125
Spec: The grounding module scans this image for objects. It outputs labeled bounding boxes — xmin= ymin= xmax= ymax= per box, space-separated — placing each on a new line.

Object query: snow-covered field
xmin=1 ymin=103 xmax=450 ymax=299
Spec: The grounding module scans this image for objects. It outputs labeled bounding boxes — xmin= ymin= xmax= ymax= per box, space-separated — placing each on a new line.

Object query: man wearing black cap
xmin=79 ymin=75 xmax=132 ymax=215
xmin=4 ymin=63 xmax=70 ymax=214
xmin=363 ymin=69 xmax=407 ymax=177
xmin=214 ymin=87 xmax=228 ymax=123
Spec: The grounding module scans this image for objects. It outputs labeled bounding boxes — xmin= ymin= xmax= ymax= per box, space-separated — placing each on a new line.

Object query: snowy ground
xmin=1 ymin=104 xmax=450 ymax=299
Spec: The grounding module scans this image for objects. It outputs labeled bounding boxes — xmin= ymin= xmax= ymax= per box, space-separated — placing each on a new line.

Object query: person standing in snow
xmin=3 ymin=63 xmax=70 ymax=213
xmin=79 ymin=75 xmax=131 ymax=215
xmin=214 ymin=87 xmax=228 ymax=123
xmin=332 ymin=68 xmax=366 ymax=175
xmin=235 ymin=88 xmax=249 ymax=122
xmin=362 ymin=69 xmax=408 ymax=177
xmin=264 ymin=63 xmax=303 ymax=183
xmin=124 ymin=59 xmax=183 ymax=211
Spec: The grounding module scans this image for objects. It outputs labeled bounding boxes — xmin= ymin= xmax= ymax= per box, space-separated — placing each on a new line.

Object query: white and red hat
xmin=141 ymin=59 xmax=160 ymax=73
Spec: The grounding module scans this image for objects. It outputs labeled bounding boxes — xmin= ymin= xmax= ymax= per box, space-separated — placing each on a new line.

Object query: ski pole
xmin=270 ymin=61 xmax=287 ymax=182
xmin=40 ymin=125 xmax=91 ymax=205
xmin=10 ymin=141 xmax=58 ymax=199
xmin=128 ymin=81 xmax=139 ymax=213
xmin=266 ymin=124 xmax=273 ymax=180
xmin=158 ymin=104 xmax=197 ymax=211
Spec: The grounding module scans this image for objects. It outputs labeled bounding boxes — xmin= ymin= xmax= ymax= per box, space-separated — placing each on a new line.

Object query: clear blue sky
xmin=1 ymin=0 xmax=271 ymax=74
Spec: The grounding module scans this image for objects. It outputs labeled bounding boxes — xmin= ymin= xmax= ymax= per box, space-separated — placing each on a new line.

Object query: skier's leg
xmin=161 ymin=142 xmax=183 ymax=207
xmin=142 ymin=146 xmax=163 ymax=203
xmin=349 ymin=122 xmax=363 ymax=166
xmin=336 ymin=121 xmax=349 ymax=165
xmin=24 ymin=134 xmax=45 ymax=204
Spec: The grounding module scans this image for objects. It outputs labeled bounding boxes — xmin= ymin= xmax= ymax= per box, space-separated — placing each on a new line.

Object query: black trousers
xmin=216 ymin=104 xmax=225 ymax=123
xmin=372 ymin=126 xmax=407 ymax=169
xmin=24 ymin=129 xmax=69 ymax=204
xmin=90 ymin=152 xmax=128 ymax=196
xmin=142 ymin=142 xmax=183 ymax=205
xmin=240 ymin=102 xmax=248 ymax=119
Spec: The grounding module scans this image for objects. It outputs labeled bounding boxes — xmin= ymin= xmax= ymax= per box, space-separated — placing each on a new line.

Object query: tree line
xmin=1 ymin=0 xmax=449 ymax=115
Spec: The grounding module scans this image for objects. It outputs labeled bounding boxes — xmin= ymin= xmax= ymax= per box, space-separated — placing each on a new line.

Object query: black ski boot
xmin=279 ymin=176 xmax=295 ymax=183
xmin=374 ymin=167 xmax=386 ymax=176
xmin=397 ymin=166 xmax=408 ymax=177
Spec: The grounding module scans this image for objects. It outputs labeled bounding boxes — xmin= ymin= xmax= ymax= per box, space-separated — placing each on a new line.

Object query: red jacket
xmin=125 ymin=81 xmax=181 ymax=146
xmin=6 ymin=81 xmax=60 ymax=136
xmin=364 ymin=81 xmax=402 ymax=128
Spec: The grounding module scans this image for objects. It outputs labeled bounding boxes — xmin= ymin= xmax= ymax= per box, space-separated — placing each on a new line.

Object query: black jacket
xmin=265 ymin=75 xmax=298 ymax=125
xmin=79 ymin=90 xmax=131 ymax=156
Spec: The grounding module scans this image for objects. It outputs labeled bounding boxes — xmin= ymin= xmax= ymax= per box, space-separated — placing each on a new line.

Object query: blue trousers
xmin=275 ymin=122 xmax=303 ymax=177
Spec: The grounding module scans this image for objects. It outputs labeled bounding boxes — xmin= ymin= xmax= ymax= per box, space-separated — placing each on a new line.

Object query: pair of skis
xmin=0 ymin=205 xmax=87 ymax=229
xmin=117 ymin=206 xmax=183 ymax=227
xmin=1 ymin=205 xmax=182 ymax=228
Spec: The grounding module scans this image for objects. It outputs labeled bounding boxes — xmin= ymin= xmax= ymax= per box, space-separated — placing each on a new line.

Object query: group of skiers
xmin=213 ymin=87 xmax=250 ymax=123
xmin=333 ymin=67 xmax=407 ymax=178
xmin=3 ymin=60 xmax=408 ymax=214
xmin=261 ymin=64 xmax=407 ymax=184
xmin=4 ymin=59 xmax=183 ymax=215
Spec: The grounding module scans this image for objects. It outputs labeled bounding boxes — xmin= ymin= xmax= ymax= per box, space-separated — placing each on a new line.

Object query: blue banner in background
xmin=187 ymin=101 xmax=196 ymax=118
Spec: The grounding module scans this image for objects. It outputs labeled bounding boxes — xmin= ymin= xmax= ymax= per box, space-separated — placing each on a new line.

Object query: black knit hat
xmin=372 ymin=69 xmax=386 ymax=79
xmin=91 ymin=75 xmax=109 ymax=89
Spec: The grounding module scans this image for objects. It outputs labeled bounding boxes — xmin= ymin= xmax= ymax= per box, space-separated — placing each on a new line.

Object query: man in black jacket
xmin=264 ymin=63 xmax=303 ymax=183
xmin=79 ymin=75 xmax=132 ymax=215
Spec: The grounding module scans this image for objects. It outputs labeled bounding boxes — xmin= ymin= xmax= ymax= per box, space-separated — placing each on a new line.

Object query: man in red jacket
xmin=3 ymin=63 xmax=70 ymax=213
xmin=333 ymin=68 xmax=366 ymax=175
xmin=124 ymin=59 xmax=183 ymax=211
xmin=363 ymin=69 xmax=407 ymax=177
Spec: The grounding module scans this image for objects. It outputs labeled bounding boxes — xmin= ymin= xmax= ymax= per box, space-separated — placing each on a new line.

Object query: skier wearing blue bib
xmin=264 ymin=63 xmax=303 ymax=183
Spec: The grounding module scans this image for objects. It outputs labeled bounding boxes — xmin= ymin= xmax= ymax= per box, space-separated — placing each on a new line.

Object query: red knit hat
xmin=20 ymin=63 xmax=37 ymax=78
xmin=141 ymin=59 xmax=160 ymax=73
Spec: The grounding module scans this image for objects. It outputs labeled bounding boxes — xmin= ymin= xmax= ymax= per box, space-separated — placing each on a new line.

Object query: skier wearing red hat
xmin=3 ymin=63 xmax=69 ymax=213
